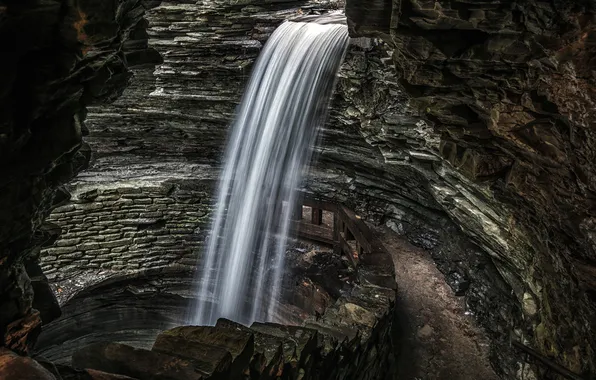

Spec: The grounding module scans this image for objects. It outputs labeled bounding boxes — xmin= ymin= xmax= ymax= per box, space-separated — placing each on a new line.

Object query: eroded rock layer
xmin=13 ymin=0 xmax=595 ymax=379
xmin=0 ymin=0 xmax=160 ymax=357
xmin=344 ymin=0 xmax=596 ymax=377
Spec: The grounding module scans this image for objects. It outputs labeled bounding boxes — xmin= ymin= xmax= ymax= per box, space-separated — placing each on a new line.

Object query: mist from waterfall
xmin=187 ymin=19 xmax=349 ymax=326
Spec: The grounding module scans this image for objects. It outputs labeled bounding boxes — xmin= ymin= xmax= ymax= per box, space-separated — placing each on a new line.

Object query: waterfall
xmin=188 ymin=18 xmax=349 ymax=326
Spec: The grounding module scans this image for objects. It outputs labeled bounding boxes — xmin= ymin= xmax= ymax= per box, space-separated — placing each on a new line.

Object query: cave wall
xmin=344 ymin=0 xmax=596 ymax=378
xmin=0 ymin=0 xmax=161 ymax=359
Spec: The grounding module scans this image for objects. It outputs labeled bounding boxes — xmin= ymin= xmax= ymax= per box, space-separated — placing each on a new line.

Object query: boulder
xmin=0 ymin=348 xmax=57 ymax=380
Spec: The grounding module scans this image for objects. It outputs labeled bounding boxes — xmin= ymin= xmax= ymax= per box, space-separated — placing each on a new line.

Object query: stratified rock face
xmin=307 ymin=38 xmax=522 ymax=378
xmin=0 ymin=0 xmax=161 ymax=353
xmin=35 ymin=0 xmax=525 ymax=377
xmin=84 ymin=0 xmax=343 ymax=171
xmin=64 ymin=228 xmax=397 ymax=380
xmin=35 ymin=269 xmax=193 ymax=365
xmin=345 ymin=0 xmax=596 ymax=377
xmin=39 ymin=175 xmax=214 ymax=302
xmin=28 ymin=0 xmax=595 ymax=379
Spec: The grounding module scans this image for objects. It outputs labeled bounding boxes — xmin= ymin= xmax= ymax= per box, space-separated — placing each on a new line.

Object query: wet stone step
xmin=52 ymin=363 xmax=140 ymax=380
xmin=343 ymin=285 xmax=395 ymax=315
xmin=302 ymin=319 xmax=359 ymax=344
xmin=248 ymin=323 xmax=319 ymax=366
xmin=157 ymin=325 xmax=254 ymax=380
xmin=151 ymin=334 xmax=232 ymax=378
xmin=215 ymin=318 xmax=297 ymax=380
xmin=72 ymin=342 xmax=206 ymax=380
xmin=358 ymin=265 xmax=397 ymax=290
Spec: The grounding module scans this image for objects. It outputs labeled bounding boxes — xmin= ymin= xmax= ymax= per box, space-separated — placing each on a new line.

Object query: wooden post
xmin=333 ymin=213 xmax=341 ymax=256
xmin=311 ymin=208 xmax=323 ymax=225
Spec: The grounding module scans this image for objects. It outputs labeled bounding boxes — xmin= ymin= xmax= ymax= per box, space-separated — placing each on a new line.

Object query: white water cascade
xmin=188 ymin=18 xmax=349 ymax=326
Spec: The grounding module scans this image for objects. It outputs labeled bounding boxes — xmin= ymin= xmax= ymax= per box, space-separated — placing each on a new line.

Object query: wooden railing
xmin=291 ymin=192 xmax=379 ymax=268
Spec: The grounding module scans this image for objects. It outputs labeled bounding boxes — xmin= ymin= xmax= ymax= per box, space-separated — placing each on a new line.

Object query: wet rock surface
xmin=0 ymin=0 xmax=160 ymax=370
xmin=84 ymin=0 xmax=343 ymax=172
xmin=33 ymin=239 xmax=359 ymax=365
xmin=0 ymin=348 xmax=58 ymax=380
xmin=2 ymin=1 xmax=594 ymax=380
xmin=339 ymin=0 xmax=596 ymax=377
xmin=39 ymin=175 xmax=214 ymax=303
xmin=66 ymin=230 xmax=397 ymax=380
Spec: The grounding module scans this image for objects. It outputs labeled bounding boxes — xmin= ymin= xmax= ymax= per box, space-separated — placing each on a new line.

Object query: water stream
xmin=188 ymin=18 xmax=349 ymax=326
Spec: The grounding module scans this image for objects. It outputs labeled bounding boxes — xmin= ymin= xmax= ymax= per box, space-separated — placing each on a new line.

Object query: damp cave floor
xmin=376 ymin=227 xmax=500 ymax=380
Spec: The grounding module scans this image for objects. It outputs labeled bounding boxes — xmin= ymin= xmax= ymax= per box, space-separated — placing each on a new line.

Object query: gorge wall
xmin=0 ymin=0 xmax=161 ymax=361
xmin=343 ymin=0 xmax=596 ymax=378
xmin=40 ymin=179 xmax=211 ymax=298
xmin=1 ymin=1 xmax=595 ymax=380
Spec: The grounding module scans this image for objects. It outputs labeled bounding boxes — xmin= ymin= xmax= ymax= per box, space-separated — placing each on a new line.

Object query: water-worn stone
xmin=159 ymin=326 xmax=254 ymax=373
xmin=152 ymin=334 xmax=233 ymax=376
xmin=344 ymin=0 xmax=596 ymax=377
xmin=72 ymin=342 xmax=206 ymax=380
xmin=0 ymin=0 xmax=161 ymax=350
xmin=0 ymin=348 xmax=57 ymax=380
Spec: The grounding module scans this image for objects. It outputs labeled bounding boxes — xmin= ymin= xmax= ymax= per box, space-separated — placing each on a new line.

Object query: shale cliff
xmin=343 ymin=0 xmax=596 ymax=378
xmin=0 ymin=0 xmax=160 ymax=361
xmin=1 ymin=1 xmax=595 ymax=380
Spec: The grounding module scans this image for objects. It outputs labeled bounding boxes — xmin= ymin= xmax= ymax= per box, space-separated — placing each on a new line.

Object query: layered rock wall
xmin=26 ymin=0 xmax=596 ymax=378
xmin=39 ymin=178 xmax=213 ymax=301
xmin=37 ymin=0 xmax=523 ymax=377
xmin=345 ymin=0 xmax=596 ymax=378
xmin=308 ymin=40 xmax=521 ymax=376
xmin=0 ymin=0 xmax=161 ymax=357
xmin=85 ymin=0 xmax=342 ymax=171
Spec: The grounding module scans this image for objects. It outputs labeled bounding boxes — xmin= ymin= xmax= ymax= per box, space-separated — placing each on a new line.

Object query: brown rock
xmin=3 ymin=310 xmax=42 ymax=354
xmin=158 ymin=325 xmax=254 ymax=380
xmin=0 ymin=348 xmax=57 ymax=380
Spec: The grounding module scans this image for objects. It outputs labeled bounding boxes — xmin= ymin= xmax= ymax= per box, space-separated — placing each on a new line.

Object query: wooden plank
xmin=337 ymin=205 xmax=373 ymax=253
xmin=333 ymin=212 xmax=340 ymax=242
xmin=292 ymin=221 xmax=334 ymax=246
xmin=338 ymin=233 xmax=358 ymax=267
xmin=292 ymin=205 xmax=302 ymax=221
xmin=299 ymin=194 xmax=337 ymax=212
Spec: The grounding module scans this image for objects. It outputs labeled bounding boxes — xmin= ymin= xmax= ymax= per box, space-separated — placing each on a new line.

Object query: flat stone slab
xmin=160 ymin=325 xmax=253 ymax=361
xmin=152 ymin=334 xmax=232 ymax=376
xmin=158 ymin=325 xmax=253 ymax=379
xmin=72 ymin=342 xmax=206 ymax=380
xmin=249 ymin=323 xmax=319 ymax=365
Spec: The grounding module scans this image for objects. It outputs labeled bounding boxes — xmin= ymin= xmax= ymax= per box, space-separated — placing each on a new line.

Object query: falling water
xmin=188 ymin=18 xmax=349 ymax=326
